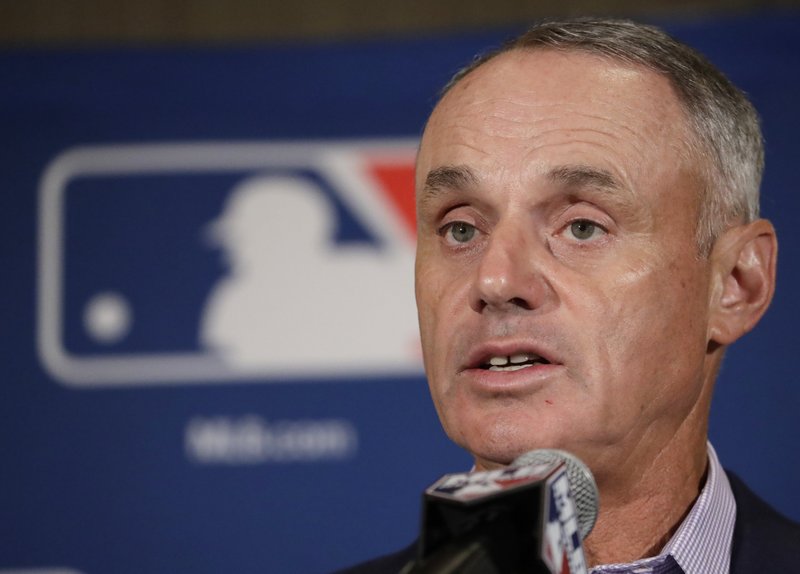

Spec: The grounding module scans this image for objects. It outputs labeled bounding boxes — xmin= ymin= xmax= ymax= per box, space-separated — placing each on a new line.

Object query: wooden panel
xmin=1 ymin=0 xmax=796 ymax=45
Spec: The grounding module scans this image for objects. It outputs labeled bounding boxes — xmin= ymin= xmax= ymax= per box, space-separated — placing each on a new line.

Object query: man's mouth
xmin=481 ymin=353 xmax=551 ymax=372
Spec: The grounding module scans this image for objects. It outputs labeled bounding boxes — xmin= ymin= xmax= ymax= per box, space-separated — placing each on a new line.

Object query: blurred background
xmin=2 ymin=2 xmax=799 ymax=573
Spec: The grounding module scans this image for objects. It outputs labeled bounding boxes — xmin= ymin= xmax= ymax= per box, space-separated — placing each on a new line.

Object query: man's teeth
xmin=485 ymin=353 xmax=546 ymax=371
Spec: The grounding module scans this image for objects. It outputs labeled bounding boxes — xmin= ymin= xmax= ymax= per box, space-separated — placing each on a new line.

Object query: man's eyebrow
xmin=547 ymin=165 xmax=622 ymax=193
xmin=419 ymin=165 xmax=478 ymax=205
xmin=417 ymin=164 xmax=634 ymax=212
xmin=548 ymin=164 xmax=646 ymax=223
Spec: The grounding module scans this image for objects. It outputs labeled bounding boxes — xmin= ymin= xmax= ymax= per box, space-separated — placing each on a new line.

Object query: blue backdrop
xmin=2 ymin=12 xmax=799 ymax=574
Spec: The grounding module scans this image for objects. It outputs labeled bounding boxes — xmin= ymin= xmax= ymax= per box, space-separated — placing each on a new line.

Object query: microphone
xmin=401 ymin=449 xmax=599 ymax=574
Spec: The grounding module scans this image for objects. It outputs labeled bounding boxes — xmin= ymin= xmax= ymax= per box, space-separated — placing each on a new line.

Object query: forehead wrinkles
xmin=425 ymin=108 xmax=658 ymax=197
xmin=421 ymin=57 xmax=692 ymax=196
xmin=460 ymin=90 xmax=670 ymax=151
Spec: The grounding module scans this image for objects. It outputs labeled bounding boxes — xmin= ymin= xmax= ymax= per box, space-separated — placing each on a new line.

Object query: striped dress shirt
xmin=591 ymin=443 xmax=736 ymax=574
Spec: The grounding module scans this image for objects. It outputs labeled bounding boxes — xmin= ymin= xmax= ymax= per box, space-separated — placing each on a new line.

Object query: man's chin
xmin=463 ymin=435 xmax=549 ymax=472
xmin=450 ymin=410 xmax=561 ymax=468
xmin=461 ymin=422 xmax=592 ymax=473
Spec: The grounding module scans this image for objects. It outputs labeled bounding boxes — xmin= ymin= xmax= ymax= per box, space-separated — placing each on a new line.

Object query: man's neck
xmin=581 ymin=427 xmax=709 ymax=567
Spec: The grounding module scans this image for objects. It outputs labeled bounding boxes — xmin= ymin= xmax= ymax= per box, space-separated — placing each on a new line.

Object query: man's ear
xmin=708 ymin=219 xmax=777 ymax=346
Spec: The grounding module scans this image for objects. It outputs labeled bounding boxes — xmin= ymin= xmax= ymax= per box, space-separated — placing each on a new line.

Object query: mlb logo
xmin=542 ymin=470 xmax=587 ymax=574
xmin=37 ymin=140 xmax=422 ymax=387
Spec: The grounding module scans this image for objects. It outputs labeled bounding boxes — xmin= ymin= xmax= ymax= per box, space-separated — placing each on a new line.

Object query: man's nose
xmin=469 ymin=223 xmax=553 ymax=313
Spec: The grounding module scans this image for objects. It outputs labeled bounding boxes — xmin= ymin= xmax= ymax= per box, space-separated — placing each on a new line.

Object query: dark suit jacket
xmin=727 ymin=472 xmax=800 ymax=572
xmin=334 ymin=472 xmax=800 ymax=573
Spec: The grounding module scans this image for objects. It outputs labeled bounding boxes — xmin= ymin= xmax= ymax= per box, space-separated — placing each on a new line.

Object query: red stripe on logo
xmin=367 ymin=162 xmax=417 ymax=239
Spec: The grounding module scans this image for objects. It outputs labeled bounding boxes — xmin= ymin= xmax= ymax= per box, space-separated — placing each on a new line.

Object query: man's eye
xmin=568 ymin=220 xmax=606 ymax=241
xmin=443 ymin=221 xmax=477 ymax=244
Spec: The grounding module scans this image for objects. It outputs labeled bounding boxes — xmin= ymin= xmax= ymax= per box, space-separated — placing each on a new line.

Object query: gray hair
xmin=442 ymin=18 xmax=763 ymax=255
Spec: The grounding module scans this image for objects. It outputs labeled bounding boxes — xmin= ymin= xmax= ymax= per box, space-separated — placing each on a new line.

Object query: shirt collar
xmin=590 ymin=442 xmax=736 ymax=574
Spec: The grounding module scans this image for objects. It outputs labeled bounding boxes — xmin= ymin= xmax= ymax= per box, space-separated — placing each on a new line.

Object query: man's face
xmin=415 ymin=49 xmax=716 ymax=476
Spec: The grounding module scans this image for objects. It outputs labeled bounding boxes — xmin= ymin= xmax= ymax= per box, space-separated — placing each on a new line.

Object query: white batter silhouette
xmin=201 ymin=175 xmax=419 ymax=373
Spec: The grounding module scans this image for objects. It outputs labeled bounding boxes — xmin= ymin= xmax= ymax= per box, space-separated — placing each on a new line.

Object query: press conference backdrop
xmin=2 ymin=12 xmax=799 ymax=574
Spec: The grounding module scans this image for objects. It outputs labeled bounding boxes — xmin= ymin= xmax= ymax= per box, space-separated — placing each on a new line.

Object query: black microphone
xmin=401 ymin=449 xmax=599 ymax=574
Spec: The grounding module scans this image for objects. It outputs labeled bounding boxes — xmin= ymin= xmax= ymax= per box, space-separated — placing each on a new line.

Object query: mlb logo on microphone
xmin=37 ymin=140 xmax=422 ymax=387
xmin=543 ymin=469 xmax=588 ymax=574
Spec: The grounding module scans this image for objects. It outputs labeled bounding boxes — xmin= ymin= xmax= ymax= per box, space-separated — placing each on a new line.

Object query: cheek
xmin=572 ymin=262 xmax=710 ymax=414
xmin=416 ymin=262 xmax=463 ymax=381
xmin=416 ymin=249 xmax=474 ymax=328
xmin=415 ymin=257 xmax=481 ymax=442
